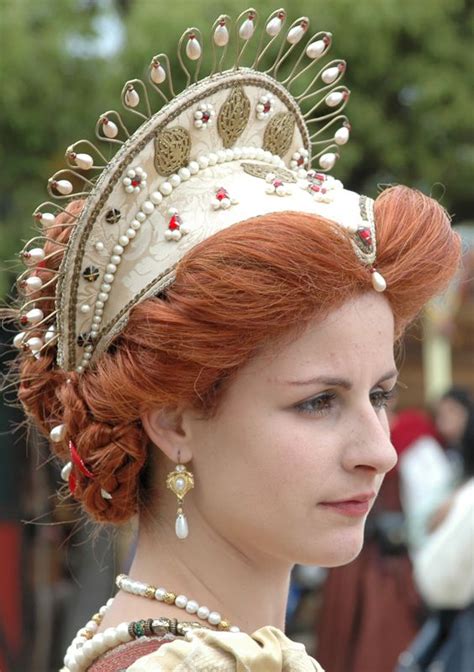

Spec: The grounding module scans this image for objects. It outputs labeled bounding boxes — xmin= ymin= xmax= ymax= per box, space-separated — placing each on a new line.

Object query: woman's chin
xmin=295 ymin=526 xmax=366 ymax=567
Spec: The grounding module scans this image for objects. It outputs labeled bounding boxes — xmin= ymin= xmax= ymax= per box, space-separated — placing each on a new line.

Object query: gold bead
xmin=217 ymin=620 xmax=230 ymax=631
xmin=91 ymin=613 xmax=102 ymax=624
xmin=164 ymin=592 xmax=176 ymax=605
xmin=144 ymin=585 xmax=156 ymax=599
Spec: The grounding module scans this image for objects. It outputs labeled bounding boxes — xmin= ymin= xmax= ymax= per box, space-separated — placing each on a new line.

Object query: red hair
xmin=13 ymin=186 xmax=460 ymax=523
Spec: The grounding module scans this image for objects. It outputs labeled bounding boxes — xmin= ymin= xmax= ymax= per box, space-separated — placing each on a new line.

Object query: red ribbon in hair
xmin=68 ymin=440 xmax=94 ymax=494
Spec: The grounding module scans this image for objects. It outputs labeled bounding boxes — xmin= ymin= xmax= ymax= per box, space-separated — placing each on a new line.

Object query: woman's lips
xmin=318 ymin=493 xmax=375 ymax=518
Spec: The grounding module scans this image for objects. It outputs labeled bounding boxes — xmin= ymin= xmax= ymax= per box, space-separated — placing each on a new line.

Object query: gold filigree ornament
xmin=13 ymin=6 xmax=389 ymax=381
xmin=166 ymin=462 xmax=195 ymax=539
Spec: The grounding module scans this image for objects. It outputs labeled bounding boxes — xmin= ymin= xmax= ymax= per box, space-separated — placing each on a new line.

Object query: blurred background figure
xmin=397 ymin=392 xmax=474 ymax=672
xmin=434 ymin=386 xmax=472 ymax=474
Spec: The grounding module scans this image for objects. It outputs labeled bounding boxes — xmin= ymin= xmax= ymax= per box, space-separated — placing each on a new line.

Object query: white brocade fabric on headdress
xmin=15 ymin=7 xmax=386 ymax=376
xmin=127 ymin=626 xmax=324 ymax=672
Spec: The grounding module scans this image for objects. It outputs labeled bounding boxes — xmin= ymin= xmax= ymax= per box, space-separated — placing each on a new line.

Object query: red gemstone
xmin=20 ymin=316 xmax=28 ymax=325
xmin=297 ymin=156 xmax=305 ymax=166
xmin=169 ymin=214 xmax=181 ymax=230
xmin=309 ymin=184 xmax=321 ymax=192
xmin=321 ymin=188 xmax=327 ymax=194
xmin=263 ymin=101 xmax=271 ymax=114
xmin=273 ymin=179 xmax=283 ymax=188
xmin=357 ymin=227 xmax=373 ymax=247
xmin=338 ymin=62 xmax=346 ymax=72
xmin=277 ymin=11 xmax=285 ymax=18
xmin=131 ymin=178 xmax=141 ymax=188
xmin=202 ymin=111 xmax=211 ymax=123
xmin=215 ymin=187 xmax=229 ymax=201
xmin=37 ymin=260 xmax=46 ymax=269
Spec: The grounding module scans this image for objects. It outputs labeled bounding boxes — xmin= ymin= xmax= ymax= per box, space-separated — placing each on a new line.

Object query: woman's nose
xmin=342 ymin=406 xmax=398 ymax=475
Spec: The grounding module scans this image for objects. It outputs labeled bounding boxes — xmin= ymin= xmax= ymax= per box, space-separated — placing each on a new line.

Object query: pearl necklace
xmin=61 ymin=597 xmax=215 ymax=672
xmin=116 ymin=573 xmax=240 ymax=633
xmin=61 ymin=575 xmax=240 ymax=672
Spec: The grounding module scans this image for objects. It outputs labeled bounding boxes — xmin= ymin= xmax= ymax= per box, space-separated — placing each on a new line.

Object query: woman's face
xmin=183 ymin=292 xmax=398 ymax=567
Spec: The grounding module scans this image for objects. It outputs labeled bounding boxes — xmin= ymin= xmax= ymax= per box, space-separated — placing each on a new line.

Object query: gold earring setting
xmin=166 ymin=461 xmax=194 ymax=539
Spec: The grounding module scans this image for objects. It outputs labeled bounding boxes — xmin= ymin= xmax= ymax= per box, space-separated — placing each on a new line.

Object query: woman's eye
xmin=370 ymin=388 xmax=396 ymax=410
xmin=295 ymin=392 xmax=336 ymax=416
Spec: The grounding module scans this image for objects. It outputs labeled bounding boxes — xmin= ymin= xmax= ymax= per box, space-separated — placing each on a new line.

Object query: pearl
xmin=91 ymin=633 xmax=107 ymax=655
xmin=239 ymin=18 xmax=255 ymax=40
xmin=178 ymin=167 xmax=191 ymax=180
xmin=110 ymin=255 xmax=121 ymax=265
xmin=214 ymin=23 xmax=229 ymax=47
xmin=100 ymin=283 xmax=112 ymax=293
xmin=142 ymin=200 xmax=154 ymax=215
xmin=208 ymin=611 xmax=222 ymax=625
xmin=155 ymin=587 xmax=167 ymax=601
xmin=103 ymin=628 xmax=117 ymax=648
xmin=102 ymin=119 xmax=119 ymax=138
xmin=306 ymin=39 xmax=326 ymax=59
xmin=54 ymin=179 xmax=74 ymax=195
xmin=104 ymin=273 xmax=114 ymax=283
xmin=118 ymin=235 xmax=129 ymax=247
xmin=95 ymin=241 xmax=105 ymax=252
xmin=13 ymin=331 xmax=27 ymax=349
xmin=95 ymin=301 xmax=105 ymax=309
xmin=175 ymin=512 xmax=189 ymax=539
xmin=186 ymin=36 xmax=202 ymax=60
xmin=159 ymin=181 xmax=173 ymax=195
xmin=76 ymin=365 xmax=84 ymax=373
xmin=98 ymin=292 xmax=109 ymax=302
xmin=169 ymin=174 xmax=181 ymax=187
xmin=371 ymin=271 xmax=387 ymax=292
xmin=126 ymin=228 xmax=136 ymax=239
xmin=287 ymin=23 xmax=307 ymax=45
xmin=85 ymin=620 xmax=98 ymax=633
xmin=322 ymin=66 xmax=340 ymax=84
xmin=80 ymin=304 xmax=91 ymax=314
xmin=106 ymin=264 xmax=117 ymax=274
xmin=26 ymin=308 xmax=44 ymax=324
xmin=74 ymin=153 xmax=94 ymax=170
xmin=175 ymin=594 xmax=188 ymax=608
xmin=23 ymin=247 xmax=45 ymax=265
xmin=50 ymin=424 xmax=66 ymax=443
xmin=188 ymin=160 xmax=199 ymax=174
xmin=325 ymin=91 xmax=344 ymax=107
xmin=83 ymin=352 xmax=92 ymax=361
xmin=230 ymin=626 xmax=241 ymax=633
xmin=175 ymin=477 xmax=186 ymax=491
xmin=151 ymin=63 xmax=166 ymax=84
xmin=117 ymin=622 xmax=131 ymax=643
xmin=335 ymin=126 xmax=350 ymax=145
xmin=266 ymin=16 xmax=283 ymax=37
xmin=125 ymin=87 xmax=140 ymax=108
xmin=208 ymin=153 xmax=218 ymax=166
xmin=185 ymin=599 xmax=199 ymax=614
xmin=93 ymin=316 xmax=101 ymax=325
xmin=197 ymin=156 xmax=209 ymax=169
xmin=319 ymin=152 xmax=337 ymax=170
xmin=150 ymin=191 xmax=163 ymax=205
xmin=24 ymin=276 xmax=43 ymax=292
xmin=197 ymin=605 xmax=210 ymax=620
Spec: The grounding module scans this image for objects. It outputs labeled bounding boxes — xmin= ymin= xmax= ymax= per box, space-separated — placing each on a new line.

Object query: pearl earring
xmin=166 ymin=452 xmax=194 ymax=539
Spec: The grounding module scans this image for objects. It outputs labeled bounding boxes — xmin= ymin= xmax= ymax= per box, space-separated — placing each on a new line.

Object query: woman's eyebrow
xmin=283 ymin=368 xmax=399 ymax=389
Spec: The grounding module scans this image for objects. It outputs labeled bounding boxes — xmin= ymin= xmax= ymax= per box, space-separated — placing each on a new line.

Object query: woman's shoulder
xmin=125 ymin=625 xmax=324 ymax=672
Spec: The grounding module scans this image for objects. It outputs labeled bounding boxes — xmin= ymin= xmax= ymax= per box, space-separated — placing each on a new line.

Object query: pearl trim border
xmin=75 ymin=146 xmax=288 ymax=373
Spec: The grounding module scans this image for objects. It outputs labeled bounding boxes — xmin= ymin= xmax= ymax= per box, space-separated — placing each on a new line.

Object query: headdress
xmin=14 ymin=7 xmax=387 ymax=375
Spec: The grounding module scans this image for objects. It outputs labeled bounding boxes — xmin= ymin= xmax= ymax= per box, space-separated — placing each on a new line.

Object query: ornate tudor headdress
xmin=14 ymin=7 xmax=386 ymax=375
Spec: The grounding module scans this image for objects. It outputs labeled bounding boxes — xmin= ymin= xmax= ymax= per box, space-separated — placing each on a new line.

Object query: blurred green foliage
xmin=0 ymin=0 xmax=473 ymax=297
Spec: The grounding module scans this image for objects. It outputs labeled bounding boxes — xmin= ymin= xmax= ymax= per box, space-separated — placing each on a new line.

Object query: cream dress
xmin=126 ymin=625 xmax=324 ymax=671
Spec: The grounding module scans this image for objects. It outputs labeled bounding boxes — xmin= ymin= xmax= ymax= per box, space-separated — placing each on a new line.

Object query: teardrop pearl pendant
xmin=166 ymin=457 xmax=194 ymax=540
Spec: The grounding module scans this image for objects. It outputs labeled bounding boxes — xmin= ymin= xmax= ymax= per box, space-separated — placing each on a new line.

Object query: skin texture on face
xmin=145 ymin=291 xmax=398 ymax=568
xmin=103 ymin=291 xmax=399 ymax=634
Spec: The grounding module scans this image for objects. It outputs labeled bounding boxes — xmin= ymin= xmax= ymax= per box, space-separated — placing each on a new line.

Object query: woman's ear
xmin=141 ymin=407 xmax=194 ymax=464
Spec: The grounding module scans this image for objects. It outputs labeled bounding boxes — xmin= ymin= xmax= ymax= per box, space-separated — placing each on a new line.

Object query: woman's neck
xmin=103 ymin=509 xmax=293 ymax=635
